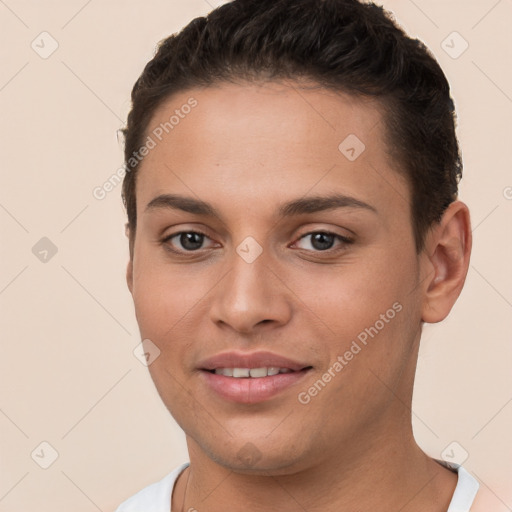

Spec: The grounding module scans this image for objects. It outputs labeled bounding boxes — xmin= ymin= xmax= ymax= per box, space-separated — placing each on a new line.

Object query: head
xmin=122 ymin=0 xmax=471 ymax=474
xmin=122 ymin=0 xmax=462 ymax=259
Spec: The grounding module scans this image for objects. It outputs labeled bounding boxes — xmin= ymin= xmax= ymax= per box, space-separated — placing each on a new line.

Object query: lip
xmin=197 ymin=351 xmax=312 ymax=404
xmin=197 ymin=350 xmax=310 ymax=372
xmin=201 ymin=370 xmax=311 ymax=404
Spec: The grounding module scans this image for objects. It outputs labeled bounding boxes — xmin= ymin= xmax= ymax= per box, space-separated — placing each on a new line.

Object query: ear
xmin=421 ymin=200 xmax=472 ymax=324
xmin=125 ymin=223 xmax=134 ymax=294
xmin=126 ymin=259 xmax=134 ymax=294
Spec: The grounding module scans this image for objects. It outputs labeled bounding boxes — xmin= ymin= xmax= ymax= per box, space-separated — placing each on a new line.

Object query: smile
xmin=211 ymin=367 xmax=295 ymax=378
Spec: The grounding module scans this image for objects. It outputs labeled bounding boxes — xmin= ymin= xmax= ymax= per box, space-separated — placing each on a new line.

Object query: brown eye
xmin=163 ymin=231 xmax=212 ymax=252
xmin=294 ymin=231 xmax=353 ymax=252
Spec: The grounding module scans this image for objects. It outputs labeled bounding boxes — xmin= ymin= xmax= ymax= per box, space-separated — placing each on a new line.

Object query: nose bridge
xmin=210 ymin=240 xmax=291 ymax=333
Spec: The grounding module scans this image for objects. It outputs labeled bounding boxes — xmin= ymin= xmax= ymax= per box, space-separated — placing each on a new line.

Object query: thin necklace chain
xmin=180 ymin=467 xmax=191 ymax=512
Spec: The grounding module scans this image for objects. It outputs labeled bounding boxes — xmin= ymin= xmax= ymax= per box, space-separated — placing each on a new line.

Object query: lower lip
xmin=200 ymin=369 xmax=311 ymax=404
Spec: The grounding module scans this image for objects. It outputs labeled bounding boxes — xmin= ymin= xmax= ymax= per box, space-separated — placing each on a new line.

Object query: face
xmin=127 ymin=81 xmax=429 ymax=473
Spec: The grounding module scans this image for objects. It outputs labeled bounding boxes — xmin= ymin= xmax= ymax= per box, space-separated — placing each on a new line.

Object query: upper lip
xmin=198 ymin=351 xmax=311 ymax=372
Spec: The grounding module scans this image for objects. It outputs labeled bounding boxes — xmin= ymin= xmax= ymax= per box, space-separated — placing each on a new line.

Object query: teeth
xmin=213 ymin=367 xmax=293 ymax=378
xmin=233 ymin=368 xmax=250 ymax=378
xmin=249 ymin=367 xmax=267 ymax=378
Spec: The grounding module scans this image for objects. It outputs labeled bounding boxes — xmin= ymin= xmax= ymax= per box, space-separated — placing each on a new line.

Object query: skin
xmin=126 ymin=81 xmax=473 ymax=511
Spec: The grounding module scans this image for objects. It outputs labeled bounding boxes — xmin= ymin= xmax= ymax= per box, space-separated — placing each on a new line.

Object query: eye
xmin=293 ymin=231 xmax=353 ymax=252
xmin=162 ymin=231 xmax=215 ymax=252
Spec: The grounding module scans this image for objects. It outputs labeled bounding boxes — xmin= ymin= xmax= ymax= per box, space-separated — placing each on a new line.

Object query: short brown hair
xmin=121 ymin=0 xmax=462 ymax=256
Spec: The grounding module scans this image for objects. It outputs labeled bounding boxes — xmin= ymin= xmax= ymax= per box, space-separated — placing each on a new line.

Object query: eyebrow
xmin=144 ymin=193 xmax=377 ymax=218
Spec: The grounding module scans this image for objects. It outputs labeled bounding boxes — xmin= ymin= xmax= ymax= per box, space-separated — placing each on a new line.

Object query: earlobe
xmin=421 ymin=201 xmax=472 ymax=323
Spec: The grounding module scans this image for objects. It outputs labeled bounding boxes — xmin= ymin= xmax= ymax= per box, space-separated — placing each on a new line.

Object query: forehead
xmin=135 ymin=81 xmax=409 ymax=221
xmin=145 ymin=80 xmax=384 ymax=162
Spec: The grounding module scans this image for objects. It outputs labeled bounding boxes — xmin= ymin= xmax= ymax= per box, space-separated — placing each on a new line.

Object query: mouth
xmin=198 ymin=351 xmax=313 ymax=404
xmin=206 ymin=366 xmax=310 ymax=378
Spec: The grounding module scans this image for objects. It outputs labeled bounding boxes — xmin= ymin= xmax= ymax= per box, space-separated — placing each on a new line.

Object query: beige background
xmin=0 ymin=0 xmax=511 ymax=510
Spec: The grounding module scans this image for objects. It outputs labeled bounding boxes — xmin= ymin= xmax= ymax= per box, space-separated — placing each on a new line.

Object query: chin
xmin=199 ymin=435 xmax=311 ymax=475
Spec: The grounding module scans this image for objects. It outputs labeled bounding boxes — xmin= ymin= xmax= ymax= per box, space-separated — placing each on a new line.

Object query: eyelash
xmin=161 ymin=230 xmax=354 ymax=255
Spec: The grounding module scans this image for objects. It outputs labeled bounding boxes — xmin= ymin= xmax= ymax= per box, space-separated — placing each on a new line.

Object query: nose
xmin=209 ymin=245 xmax=293 ymax=335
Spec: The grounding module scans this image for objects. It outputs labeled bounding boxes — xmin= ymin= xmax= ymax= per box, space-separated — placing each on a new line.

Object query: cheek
xmin=131 ymin=263 xmax=199 ymax=417
xmin=130 ymin=256 xmax=214 ymax=392
xmin=298 ymin=250 xmax=420 ymax=398
xmin=131 ymin=253 xmax=206 ymax=340
xmin=293 ymin=249 xmax=417 ymax=341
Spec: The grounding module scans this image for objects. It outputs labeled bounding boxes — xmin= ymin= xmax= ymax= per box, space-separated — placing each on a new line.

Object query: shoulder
xmin=115 ymin=462 xmax=190 ymax=512
xmin=438 ymin=461 xmax=509 ymax=512
xmin=469 ymin=474 xmax=511 ymax=512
